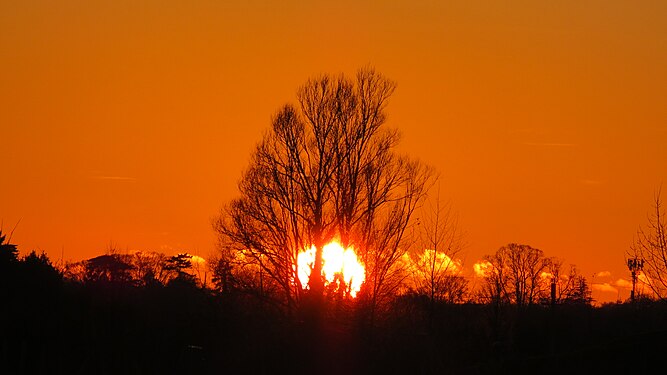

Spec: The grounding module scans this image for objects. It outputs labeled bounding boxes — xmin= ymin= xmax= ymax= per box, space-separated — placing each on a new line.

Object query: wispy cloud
xmin=615 ymin=279 xmax=632 ymax=289
xmin=522 ymin=142 xmax=577 ymax=147
xmin=596 ymin=271 xmax=611 ymax=278
xmin=92 ymin=176 xmax=136 ymax=181
xmin=592 ymin=283 xmax=618 ymax=293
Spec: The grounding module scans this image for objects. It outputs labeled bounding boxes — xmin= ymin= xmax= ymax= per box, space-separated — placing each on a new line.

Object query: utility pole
xmin=627 ymin=257 xmax=644 ymax=302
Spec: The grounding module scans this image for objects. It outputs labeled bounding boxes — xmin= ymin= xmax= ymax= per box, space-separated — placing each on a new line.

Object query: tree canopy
xmin=215 ymin=68 xmax=434 ymax=311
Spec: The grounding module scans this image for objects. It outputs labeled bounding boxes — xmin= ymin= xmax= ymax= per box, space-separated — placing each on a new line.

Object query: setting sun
xmin=297 ymin=242 xmax=365 ymax=297
xmin=3 ymin=1 xmax=667 ymax=372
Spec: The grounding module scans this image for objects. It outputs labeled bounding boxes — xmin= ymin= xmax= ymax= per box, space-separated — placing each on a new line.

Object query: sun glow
xmin=297 ymin=242 xmax=365 ymax=297
xmin=473 ymin=261 xmax=493 ymax=278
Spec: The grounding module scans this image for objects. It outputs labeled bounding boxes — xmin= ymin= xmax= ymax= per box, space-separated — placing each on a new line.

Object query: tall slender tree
xmin=408 ymin=192 xmax=467 ymax=305
xmin=214 ymin=68 xmax=433 ymax=312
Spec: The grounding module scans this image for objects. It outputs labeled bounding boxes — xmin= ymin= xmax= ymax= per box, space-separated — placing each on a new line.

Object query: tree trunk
xmin=310 ymin=244 xmax=325 ymax=296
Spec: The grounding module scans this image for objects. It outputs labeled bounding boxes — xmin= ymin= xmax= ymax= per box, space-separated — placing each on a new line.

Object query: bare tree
xmin=131 ymin=251 xmax=172 ymax=285
xmin=407 ymin=192 xmax=467 ymax=304
xmin=481 ymin=244 xmax=550 ymax=306
xmin=209 ymin=245 xmax=281 ymax=301
xmin=631 ymin=189 xmax=667 ymax=298
xmin=479 ymin=253 xmax=508 ymax=306
xmin=60 ymin=260 xmax=86 ymax=283
xmin=214 ymin=68 xmax=433 ymax=312
xmin=545 ymin=259 xmax=591 ymax=305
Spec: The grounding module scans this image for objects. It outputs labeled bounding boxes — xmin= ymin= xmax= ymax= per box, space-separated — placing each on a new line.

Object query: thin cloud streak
xmin=592 ymin=283 xmax=618 ymax=293
xmin=522 ymin=142 xmax=577 ymax=147
xmin=615 ymin=279 xmax=632 ymax=289
xmin=92 ymin=176 xmax=137 ymax=181
xmin=508 ymin=128 xmax=537 ymax=134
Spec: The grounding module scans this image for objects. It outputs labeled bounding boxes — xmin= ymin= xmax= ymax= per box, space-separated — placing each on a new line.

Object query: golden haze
xmin=2 ymin=1 xmax=666 ymax=303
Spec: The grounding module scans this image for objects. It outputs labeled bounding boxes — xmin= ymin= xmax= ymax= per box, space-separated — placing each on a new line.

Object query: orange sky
xmin=2 ymin=0 xmax=666 ymax=303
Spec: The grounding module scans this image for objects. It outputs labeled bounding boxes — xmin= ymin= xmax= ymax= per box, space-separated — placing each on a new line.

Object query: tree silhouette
xmin=21 ymin=251 xmax=62 ymax=288
xmin=0 ymin=230 xmax=19 ymax=266
xmin=84 ymin=254 xmax=134 ymax=284
xmin=565 ymin=274 xmax=592 ymax=304
xmin=631 ymin=189 xmax=667 ymax=298
xmin=165 ymin=253 xmax=196 ymax=284
xmin=406 ymin=194 xmax=467 ymax=306
xmin=545 ymin=260 xmax=592 ymax=305
xmin=481 ymin=243 xmax=550 ymax=306
xmin=0 ymin=230 xmax=20 ymax=295
xmin=210 ymin=247 xmax=280 ymax=301
xmin=215 ymin=68 xmax=433 ymax=312
xmin=131 ymin=251 xmax=172 ymax=286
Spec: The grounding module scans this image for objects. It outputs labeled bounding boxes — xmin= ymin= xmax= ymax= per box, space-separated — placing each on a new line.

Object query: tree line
xmin=3 ymin=229 xmax=667 ymax=374
xmin=211 ymin=68 xmax=594 ymax=317
xmin=3 ymin=68 xmax=667 ymax=373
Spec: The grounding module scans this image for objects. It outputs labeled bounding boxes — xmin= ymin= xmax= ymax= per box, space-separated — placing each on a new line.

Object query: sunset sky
xmin=2 ymin=0 xmax=666 ymax=302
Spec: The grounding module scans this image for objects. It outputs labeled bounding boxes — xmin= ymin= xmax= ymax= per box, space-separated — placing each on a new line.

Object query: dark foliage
xmin=3 ymin=243 xmax=667 ymax=374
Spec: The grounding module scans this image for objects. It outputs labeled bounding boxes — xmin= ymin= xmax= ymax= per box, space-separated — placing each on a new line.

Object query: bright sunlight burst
xmin=297 ymin=241 xmax=366 ymax=298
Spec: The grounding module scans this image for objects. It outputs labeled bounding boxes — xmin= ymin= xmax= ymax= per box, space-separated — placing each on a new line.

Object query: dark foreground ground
xmin=3 ymin=274 xmax=667 ymax=375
